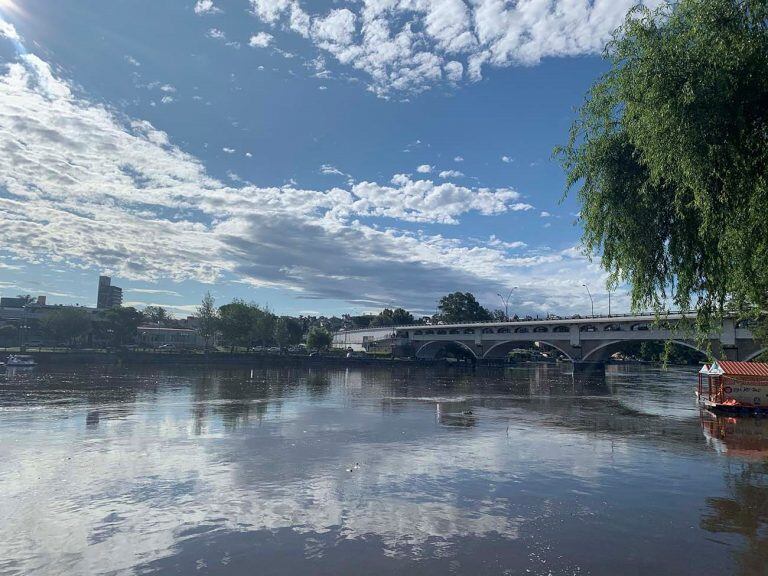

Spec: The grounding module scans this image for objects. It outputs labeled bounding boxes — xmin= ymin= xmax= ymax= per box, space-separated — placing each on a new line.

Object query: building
xmin=136 ymin=326 xmax=205 ymax=349
xmin=97 ymin=276 xmax=123 ymax=309
xmin=0 ymin=295 xmax=45 ymax=308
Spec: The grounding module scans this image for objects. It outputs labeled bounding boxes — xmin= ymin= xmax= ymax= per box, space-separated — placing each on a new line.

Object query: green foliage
xmin=0 ymin=324 xmax=17 ymax=347
xmin=491 ymin=309 xmax=507 ymax=322
xmin=558 ymin=0 xmax=768 ymax=334
xmin=437 ymin=292 xmax=492 ymax=323
xmin=370 ymin=307 xmax=415 ymax=327
xmin=347 ymin=314 xmax=376 ymax=329
xmin=217 ymin=300 xmax=253 ymax=350
xmin=15 ymin=294 xmax=34 ymax=306
xmin=273 ymin=317 xmax=291 ymax=348
xmin=98 ymin=306 xmax=142 ymax=347
xmin=41 ymin=307 xmax=91 ymax=347
xmin=251 ymin=306 xmax=276 ymax=346
xmin=196 ymin=291 xmax=217 ymax=348
xmin=142 ymin=305 xmax=171 ymax=325
xmin=306 ymin=326 xmax=332 ymax=350
xmin=274 ymin=316 xmax=303 ymax=347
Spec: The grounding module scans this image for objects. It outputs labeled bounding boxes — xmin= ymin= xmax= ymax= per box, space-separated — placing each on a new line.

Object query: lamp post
xmin=608 ymin=288 xmax=612 ymax=317
xmin=582 ymin=284 xmax=594 ymax=318
xmin=496 ymin=287 xmax=518 ymax=321
xmin=20 ymin=304 xmax=27 ymax=352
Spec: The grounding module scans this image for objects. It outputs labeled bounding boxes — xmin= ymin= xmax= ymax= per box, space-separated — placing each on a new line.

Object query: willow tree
xmin=558 ymin=0 xmax=768 ymax=335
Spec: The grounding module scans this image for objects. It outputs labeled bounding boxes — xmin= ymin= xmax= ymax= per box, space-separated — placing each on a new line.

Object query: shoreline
xmin=0 ymin=350 xmax=697 ymax=370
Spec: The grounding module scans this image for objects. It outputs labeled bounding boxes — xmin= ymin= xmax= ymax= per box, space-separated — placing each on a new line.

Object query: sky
xmin=0 ymin=0 xmax=659 ymax=318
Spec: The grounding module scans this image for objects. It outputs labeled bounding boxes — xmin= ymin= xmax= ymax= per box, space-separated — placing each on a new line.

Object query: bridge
xmin=333 ymin=313 xmax=764 ymax=364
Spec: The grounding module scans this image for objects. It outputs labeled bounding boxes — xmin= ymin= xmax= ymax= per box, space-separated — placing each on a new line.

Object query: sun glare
xmin=0 ymin=0 xmax=22 ymax=16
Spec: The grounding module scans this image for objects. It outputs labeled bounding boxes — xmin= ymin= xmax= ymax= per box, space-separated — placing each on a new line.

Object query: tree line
xmin=1 ymin=290 xmax=510 ymax=350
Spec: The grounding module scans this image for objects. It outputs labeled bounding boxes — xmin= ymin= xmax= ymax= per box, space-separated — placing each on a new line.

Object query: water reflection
xmin=702 ymin=459 xmax=768 ymax=575
xmin=701 ymin=412 xmax=768 ymax=459
xmin=1 ymin=364 xmax=767 ymax=575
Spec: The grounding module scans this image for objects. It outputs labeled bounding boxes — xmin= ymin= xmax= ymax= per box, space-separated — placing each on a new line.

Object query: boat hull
xmin=701 ymin=399 xmax=768 ymax=414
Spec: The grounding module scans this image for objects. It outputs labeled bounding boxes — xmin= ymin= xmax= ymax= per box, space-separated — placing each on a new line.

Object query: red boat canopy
xmin=714 ymin=360 xmax=768 ymax=377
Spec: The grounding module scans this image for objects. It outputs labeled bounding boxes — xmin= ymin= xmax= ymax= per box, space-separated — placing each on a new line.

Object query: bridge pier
xmin=572 ymin=361 xmax=606 ymax=374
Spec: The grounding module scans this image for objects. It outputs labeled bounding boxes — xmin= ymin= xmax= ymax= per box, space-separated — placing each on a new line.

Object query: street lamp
xmin=19 ymin=304 xmax=28 ymax=352
xmin=496 ymin=287 xmax=518 ymax=321
xmin=582 ymin=284 xmax=594 ymax=317
xmin=607 ymin=288 xmax=612 ymax=317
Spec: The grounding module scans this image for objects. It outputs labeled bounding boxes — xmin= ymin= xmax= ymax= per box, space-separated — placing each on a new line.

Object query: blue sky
xmin=0 ymin=0 xmax=656 ymax=317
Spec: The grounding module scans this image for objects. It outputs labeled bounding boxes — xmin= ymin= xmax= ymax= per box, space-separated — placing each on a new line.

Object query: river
xmin=1 ymin=363 xmax=766 ymax=575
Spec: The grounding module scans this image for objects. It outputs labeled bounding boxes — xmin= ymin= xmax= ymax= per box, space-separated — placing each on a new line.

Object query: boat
xmin=697 ymin=360 xmax=768 ymax=413
xmin=5 ymin=354 xmax=36 ymax=367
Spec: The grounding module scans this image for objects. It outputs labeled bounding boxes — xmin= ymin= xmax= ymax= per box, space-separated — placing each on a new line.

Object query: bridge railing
xmin=335 ymin=311 xmax=699 ymax=334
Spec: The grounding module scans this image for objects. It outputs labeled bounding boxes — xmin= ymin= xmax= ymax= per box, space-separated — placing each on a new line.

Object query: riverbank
xmin=1 ymin=350 xmax=696 ymax=370
xmin=1 ymin=349 xmax=438 ymax=368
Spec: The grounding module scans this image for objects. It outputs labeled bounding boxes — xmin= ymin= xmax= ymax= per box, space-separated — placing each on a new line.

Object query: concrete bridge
xmin=333 ymin=313 xmax=763 ymax=364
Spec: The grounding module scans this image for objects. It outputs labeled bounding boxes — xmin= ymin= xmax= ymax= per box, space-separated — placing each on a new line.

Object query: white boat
xmin=5 ymin=355 xmax=36 ymax=367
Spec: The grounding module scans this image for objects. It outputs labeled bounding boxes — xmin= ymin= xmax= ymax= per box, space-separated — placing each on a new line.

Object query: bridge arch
xmin=582 ymin=339 xmax=709 ymax=362
xmin=745 ymin=348 xmax=767 ymax=362
xmin=415 ymin=340 xmax=478 ymax=360
xmin=482 ymin=340 xmax=574 ymax=362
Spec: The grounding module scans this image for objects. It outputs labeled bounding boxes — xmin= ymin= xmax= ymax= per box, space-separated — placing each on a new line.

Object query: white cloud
xmin=444 ymin=61 xmax=463 ymax=82
xmin=222 ymin=147 xmax=235 ymax=153
xmin=160 ymin=95 xmax=174 ymax=104
xmin=488 ymin=236 xmax=526 ymax=250
xmin=129 ymin=288 xmax=183 ymax=297
xmin=438 ymin=170 xmax=463 ymax=179
xmin=246 ymin=0 xmax=660 ymax=96
xmin=194 ymin=0 xmax=221 ymax=14
xmin=540 ymin=211 xmax=551 ymax=217
xmin=501 ymin=155 xmax=513 ymax=163
xmin=312 ymin=9 xmax=357 ymax=47
xmin=207 ymin=28 xmax=226 ymax=40
xmin=0 ymin=19 xmax=20 ymax=42
xmin=453 ymin=156 xmax=464 ymax=162
xmin=248 ymin=32 xmax=273 ymax=48
xmin=0 ymin=50 xmax=606 ymax=313
xmin=416 ymin=164 xmax=432 ymax=174
xmin=320 ymin=164 xmax=344 ymax=176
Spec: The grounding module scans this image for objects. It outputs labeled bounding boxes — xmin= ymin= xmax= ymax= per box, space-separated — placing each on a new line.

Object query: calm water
xmin=1 ymin=363 xmax=767 ymax=576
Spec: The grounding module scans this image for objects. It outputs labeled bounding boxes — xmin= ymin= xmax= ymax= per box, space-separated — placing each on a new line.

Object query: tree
xmin=436 ymin=292 xmax=492 ymax=323
xmin=0 ymin=324 xmax=17 ymax=348
xmin=251 ymin=306 xmax=276 ymax=347
xmin=558 ymin=0 xmax=768 ymax=335
xmin=346 ymin=314 xmax=376 ymax=329
xmin=97 ymin=306 xmax=141 ymax=348
xmin=16 ymin=294 xmax=34 ymax=306
xmin=196 ymin=291 xmax=217 ymax=349
xmin=217 ymin=300 xmax=253 ymax=352
xmin=371 ymin=307 xmax=415 ymax=327
xmin=306 ymin=326 xmax=332 ymax=350
xmin=274 ymin=317 xmax=291 ymax=348
xmin=40 ymin=308 xmax=91 ymax=348
xmin=491 ymin=309 xmax=507 ymax=322
xmin=142 ymin=305 xmax=171 ymax=326
xmin=280 ymin=316 xmax=304 ymax=345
